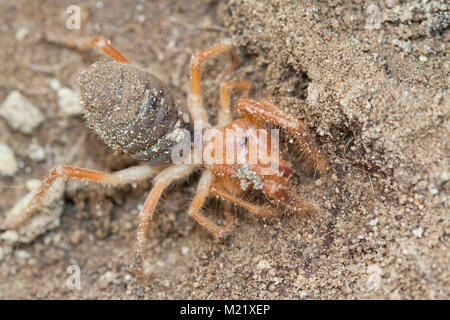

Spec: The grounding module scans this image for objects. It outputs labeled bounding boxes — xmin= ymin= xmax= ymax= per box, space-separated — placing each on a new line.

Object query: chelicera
xmin=1 ymin=37 xmax=327 ymax=277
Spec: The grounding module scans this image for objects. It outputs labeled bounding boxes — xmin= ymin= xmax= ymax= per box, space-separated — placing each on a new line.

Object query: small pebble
xmin=49 ymin=79 xmax=61 ymax=90
xmin=419 ymin=56 xmax=428 ymax=62
xmin=26 ymin=178 xmax=42 ymax=191
xmin=135 ymin=287 xmax=144 ymax=296
xmin=180 ymin=246 xmax=189 ymax=255
xmin=0 ymin=91 xmax=44 ymax=134
xmin=257 ymin=259 xmax=271 ymax=270
xmin=0 ymin=144 xmax=18 ymax=176
xmin=57 ymin=87 xmax=82 ymax=116
xmin=294 ymin=274 xmax=305 ymax=287
xmin=69 ymin=229 xmax=83 ymax=245
xmin=299 ymin=291 xmax=309 ymax=299
xmin=412 ymin=227 xmax=423 ymax=238
xmin=15 ymin=27 xmax=28 ymax=41
xmin=15 ymin=250 xmax=31 ymax=259
xmin=137 ymin=15 xmax=146 ymax=23
xmin=392 ymin=39 xmax=412 ymax=52
xmin=1 ymin=230 xmax=19 ymax=244
xmin=2 ymin=179 xmax=64 ymax=243
xmin=0 ymin=247 xmax=13 ymax=261
xmin=97 ymin=271 xmax=116 ymax=289
xmin=156 ymin=261 xmax=165 ymax=267
xmin=124 ymin=274 xmax=132 ymax=282
xmin=27 ymin=141 xmax=46 ymax=162
xmin=385 ymin=0 xmax=398 ymax=8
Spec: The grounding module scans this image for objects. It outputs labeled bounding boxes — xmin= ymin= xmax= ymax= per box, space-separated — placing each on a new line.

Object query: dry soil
xmin=0 ymin=0 xmax=448 ymax=299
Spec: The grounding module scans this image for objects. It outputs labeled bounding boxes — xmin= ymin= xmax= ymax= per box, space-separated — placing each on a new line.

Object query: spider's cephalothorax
xmin=1 ymin=36 xmax=327 ymax=277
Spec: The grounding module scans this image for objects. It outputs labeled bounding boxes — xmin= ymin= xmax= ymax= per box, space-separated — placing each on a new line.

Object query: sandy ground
xmin=0 ymin=0 xmax=448 ymax=299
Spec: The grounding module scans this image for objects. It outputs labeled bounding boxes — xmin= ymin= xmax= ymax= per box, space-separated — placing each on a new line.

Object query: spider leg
xmin=210 ymin=183 xmax=275 ymax=217
xmin=211 ymin=164 xmax=312 ymax=215
xmin=89 ymin=37 xmax=131 ymax=63
xmin=132 ymin=164 xmax=193 ymax=277
xmin=260 ymin=178 xmax=314 ymax=215
xmin=188 ymin=171 xmax=232 ymax=239
xmin=46 ymin=34 xmax=131 ymax=63
xmin=1 ymin=165 xmax=161 ymax=230
xmin=236 ymin=98 xmax=327 ymax=175
xmin=219 ymin=81 xmax=251 ymax=126
xmin=188 ymin=40 xmax=234 ymax=123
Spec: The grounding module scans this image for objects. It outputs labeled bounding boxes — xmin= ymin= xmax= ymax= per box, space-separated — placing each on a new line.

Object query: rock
xmin=15 ymin=250 xmax=30 ymax=259
xmin=57 ymin=87 xmax=82 ymax=116
xmin=180 ymin=246 xmax=189 ymax=255
xmin=69 ymin=229 xmax=84 ymax=245
xmin=15 ymin=27 xmax=29 ymax=41
xmin=256 ymin=259 xmax=271 ymax=270
xmin=49 ymin=79 xmax=61 ymax=90
xmin=97 ymin=271 xmax=116 ymax=289
xmin=0 ymin=246 xmax=13 ymax=261
xmin=0 ymin=91 xmax=44 ymax=134
xmin=0 ymin=230 xmax=19 ymax=244
xmin=412 ymin=227 xmax=423 ymax=238
xmin=26 ymin=140 xmax=46 ymax=162
xmin=392 ymin=39 xmax=412 ymax=52
xmin=26 ymin=179 xmax=42 ymax=190
xmin=124 ymin=274 xmax=132 ymax=282
xmin=1 ymin=178 xmax=64 ymax=243
xmin=0 ymin=144 xmax=18 ymax=176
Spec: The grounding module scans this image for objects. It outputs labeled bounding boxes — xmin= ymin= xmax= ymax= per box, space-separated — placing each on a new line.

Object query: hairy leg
xmin=236 ymin=98 xmax=327 ymax=175
xmin=46 ymin=34 xmax=131 ymax=63
xmin=132 ymin=164 xmax=194 ymax=276
xmin=210 ymin=183 xmax=275 ymax=217
xmin=211 ymin=165 xmax=312 ymax=215
xmin=1 ymin=165 xmax=161 ymax=230
xmin=260 ymin=178 xmax=314 ymax=215
xmin=188 ymin=40 xmax=234 ymax=124
xmin=188 ymin=170 xmax=232 ymax=239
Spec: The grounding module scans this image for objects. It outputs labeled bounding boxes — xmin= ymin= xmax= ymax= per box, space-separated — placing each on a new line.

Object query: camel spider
xmin=1 ymin=37 xmax=327 ymax=277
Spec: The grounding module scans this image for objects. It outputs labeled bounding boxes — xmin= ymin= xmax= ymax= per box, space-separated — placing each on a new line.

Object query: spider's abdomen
xmin=78 ymin=61 xmax=191 ymax=164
